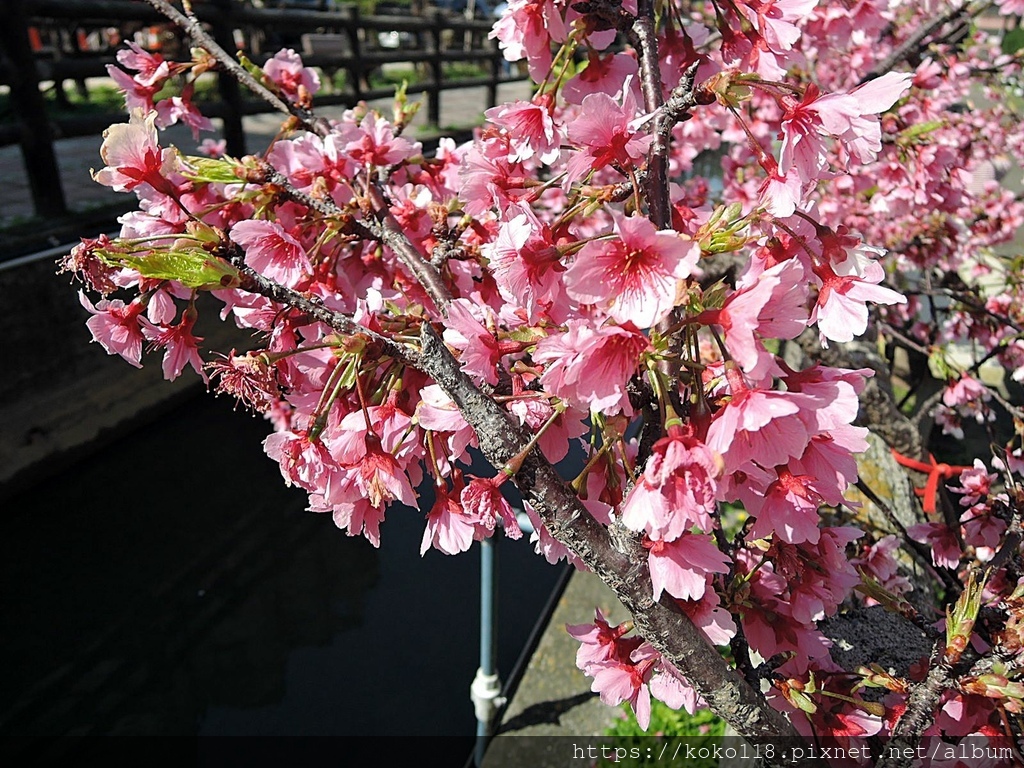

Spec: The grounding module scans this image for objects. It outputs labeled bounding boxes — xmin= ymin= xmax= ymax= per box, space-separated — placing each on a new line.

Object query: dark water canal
xmin=0 ymin=393 xmax=563 ymax=765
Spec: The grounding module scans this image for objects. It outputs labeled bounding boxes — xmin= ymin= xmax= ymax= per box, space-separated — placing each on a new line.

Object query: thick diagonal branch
xmin=230 ymin=260 xmax=420 ymax=366
xmin=142 ymin=0 xmax=330 ymax=137
xmin=366 ymin=185 xmax=453 ymax=312
xmin=861 ymin=1 xmax=992 ymax=84
xmin=416 ymin=324 xmax=807 ymax=749
xmin=254 ymin=163 xmax=452 ymax=313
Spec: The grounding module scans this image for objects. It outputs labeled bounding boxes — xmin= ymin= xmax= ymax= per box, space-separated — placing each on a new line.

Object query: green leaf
xmin=237 ymin=53 xmax=266 ymax=83
xmin=901 ymin=120 xmax=945 ymax=139
xmin=507 ymin=326 xmax=547 ymax=344
xmin=1002 ymin=27 xmax=1024 ymax=55
xmin=702 ymin=280 xmax=728 ymax=311
xmin=946 ymin=570 xmax=986 ymax=663
xmin=184 ymin=157 xmax=245 ymax=184
xmin=116 ymin=250 xmax=240 ymax=290
xmin=927 ymin=348 xmax=957 ymax=380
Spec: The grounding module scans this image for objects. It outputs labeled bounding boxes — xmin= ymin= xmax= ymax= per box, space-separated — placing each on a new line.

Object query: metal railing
xmin=0 ymin=0 xmax=522 ymax=221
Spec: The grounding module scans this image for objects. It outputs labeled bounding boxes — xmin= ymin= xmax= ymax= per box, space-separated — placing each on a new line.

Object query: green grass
xmin=0 ymin=82 xmax=124 ymax=123
xmin=370 ymin=67 xmax=421 ymax=89
xmin=607 ymin=700 xmax=726 ymax=738
xmin=365 ymin=61 xmax=490 ymax=90
xmin=598 ymin=703 xmax=727 ymax=768
xmin=443 ymin=61 xmax=488 ymax=80
xmin=0 ymin=74 xmax=223 ymax=125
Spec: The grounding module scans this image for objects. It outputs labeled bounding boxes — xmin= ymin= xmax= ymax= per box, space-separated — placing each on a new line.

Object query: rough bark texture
xmin=417 ymin=324 xmax=806 ymax=747
xmin=632 ymin=0 xmax=670 ymax=229
xmin=877 ymin=652 xmax=953 ymax=768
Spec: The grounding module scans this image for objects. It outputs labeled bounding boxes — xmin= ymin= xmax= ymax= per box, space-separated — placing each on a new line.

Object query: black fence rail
xmin=0 ymin=0 xmax=522 ymax=222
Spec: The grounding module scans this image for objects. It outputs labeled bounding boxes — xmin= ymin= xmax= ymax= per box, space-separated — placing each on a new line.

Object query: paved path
xmin=0 ymin=80 xmax=531 ymax=230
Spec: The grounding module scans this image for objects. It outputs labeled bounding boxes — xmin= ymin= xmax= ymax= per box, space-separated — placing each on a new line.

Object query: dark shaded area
xmin=495 ymin=692 xmax=597 ymax=734
xmin=0 ymin=392 xmax=562 ymax=764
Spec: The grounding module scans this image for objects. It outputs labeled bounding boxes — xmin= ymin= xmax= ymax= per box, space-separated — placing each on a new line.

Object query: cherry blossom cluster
xmin=63 ymin=0 xmax=1024 ymax=757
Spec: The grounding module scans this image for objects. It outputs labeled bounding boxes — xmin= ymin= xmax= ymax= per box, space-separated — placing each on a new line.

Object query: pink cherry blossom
xmin=263 ymin=48 xmax=320 ymax=102
xmin=746 ymin=467 xmax=825 ymax=545
xmin=229 ymin=219 xmax=311 ymax=287
xmin=645 ymin=651 xmax=701 ymax=714
xmin=759 ymin=160 xmax=805 ymax=218
xmin=106 ymin=63 xmax=160 ymax=112
xmin=142 ymin=311 xmax=206 ymax=382
xmin=564 ymin=213 xmax=699 ymax=327
xmin=907 ymin=522 xmax=962 ymax=570
xmin=534 ymin=320 xmax=649 ymax=415
xmin=566 ymin=608 xmax=639 ymax=671
xmin=421 ymin=482 xmax=481 ymax=556
xmin=458 ymin=137 xmax=528 ymax=217
xmin=116 ymin=42 xmax=171 ymax=88
xmin=939 ymin=375 xmax=994 ymax=431
xmin=332 ymin=496 xmax=387 ymax=548
xmin=563 ymin=51 xmax=640 ymax=105
xmin=646 ymin=533 xmax=730 ymax=602
xmin=811 ymin=257 xmax=906 ymax=344
xmin=206 ymin=350 xmax=278 ymax=411
xmin=346 ymin=113 xmax=420 ymax=168
xmin=706 ymin=366 xmax=813 ymax=473
xmin=79 ymin=292 xmax=147 ymax=368
xmin=93 ymin=110 xmax=174 ymax=193
xmin=489 ymin=0 xmax=563 ymax=80
xmin=415 ymin=384 xmax=476 ymax=458
xmin=590 ymin=659 xmax=654 ymax=730
xmin=563 ymin=83 xmax=655 ymax=185
xmin=485 ymin=96 xmax=562 ymax=165
xmin=505 ymin=397 xmax=585 ymax=464
xmin=779 ymin=72 xmax=913 ymax=183
xmin=997 ymin=0 xmax=1024 ymax=14
xmin=681 ymin=589 xmax=737 ymax=647
xmin=155 ymin=92 xmax=213 ymax=138
xmin=700 ymin=258 xmax=808 ymax=378
xmin=949 ymin=460 xmax=997 ymax=506
xmin=461 ymin=476 xmax=522 ymax=540
xmin=355 ymin=434 xmax=417 ymax=509
xmin=486 ymin=205 xmax=565 ymax=316
xmin=736 ymin=0 xmax=817 ymax=54
xmin=442 ymin=298 xmax=506 ymax=386
xmin=621 ymin=426 xmax=722 ymax=540
xmin=264 ymin=429 xmax=336 ymax=493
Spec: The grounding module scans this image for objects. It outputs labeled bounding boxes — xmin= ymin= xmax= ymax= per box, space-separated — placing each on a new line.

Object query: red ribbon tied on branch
xmin=890 ymin=449 xmax=972 ymax=515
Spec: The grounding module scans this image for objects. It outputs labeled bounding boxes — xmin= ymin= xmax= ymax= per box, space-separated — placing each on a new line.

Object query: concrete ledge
xmin=483 ymin=571 xmax=630 ymax=767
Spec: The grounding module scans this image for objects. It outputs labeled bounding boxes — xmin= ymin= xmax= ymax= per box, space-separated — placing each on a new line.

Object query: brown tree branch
xmin=654 ymin=61 xmax=701 ymax=155
xmin=878 ymin=648 xmax=954 ymax=768
xmin=631 ymin=0 xmax=670 ymax=228
xmin=141 ymin=0 xmax=331 ymax=138
xmin=253 ymin=163 xmax=452 ymax=313
xmin=366 ymin=185 xmax=453 ymax=312
xmin=416 ymin=323 xmax=809 ymax=752
xmin=228 ymin=259 xmax=420 ymax=366
xmin=861 ymin=1 xmax=993 ymax=84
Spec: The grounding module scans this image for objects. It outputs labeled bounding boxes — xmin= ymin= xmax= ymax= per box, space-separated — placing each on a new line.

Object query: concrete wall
xmin=0 ymin=253 xmax=242 ymax=499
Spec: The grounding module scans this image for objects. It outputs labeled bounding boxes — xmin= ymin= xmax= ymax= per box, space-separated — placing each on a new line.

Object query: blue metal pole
xmin=480 ymin=535 xmax=497 ymax=679
xmin=472 ymin=535 xmax=500 ymax=766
